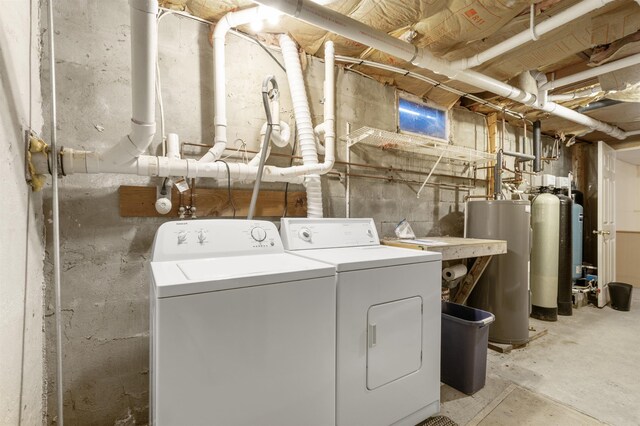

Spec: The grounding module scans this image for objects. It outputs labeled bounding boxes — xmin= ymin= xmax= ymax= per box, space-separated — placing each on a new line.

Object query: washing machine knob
xmin=299 ymin=228 xmax=312 ymax=242
xmin=251 ymin=227 xmax=267 ymax=242
xmin=197 ymin=230 xmax=207 ymax=244
xmin=177 ymin=231 xmax=188 ymax=244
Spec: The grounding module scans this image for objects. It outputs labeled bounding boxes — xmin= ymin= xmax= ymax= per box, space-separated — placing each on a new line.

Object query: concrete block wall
xmin=0 ymin=0 xmax=46 ymax=424
xmin=41 ymin=1 xmax=572 ymax=424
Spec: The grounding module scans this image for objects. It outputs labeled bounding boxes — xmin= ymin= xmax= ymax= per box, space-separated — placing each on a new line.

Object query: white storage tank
xmin=530 ymin=192 xmax=560 ymax=321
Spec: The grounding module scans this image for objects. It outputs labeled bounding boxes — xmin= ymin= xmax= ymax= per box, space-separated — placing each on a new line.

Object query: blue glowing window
xmin=398 ymin=98 xmax=447 ymax=140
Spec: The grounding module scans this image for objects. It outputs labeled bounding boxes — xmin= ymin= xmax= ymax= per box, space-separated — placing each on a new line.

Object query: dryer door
xmin=367 ymin=297 xmax=423 ymax=390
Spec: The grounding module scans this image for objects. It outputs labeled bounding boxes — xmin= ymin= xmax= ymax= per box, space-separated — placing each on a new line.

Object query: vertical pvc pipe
xmin=533 ymin=120 xmax=542 ymax=173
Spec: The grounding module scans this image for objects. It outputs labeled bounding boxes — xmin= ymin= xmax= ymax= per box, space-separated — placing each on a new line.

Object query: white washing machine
xmin=149 ymin=219 xmax=336 ymax=426
xmin=281 ymin=218 xmax=442 ymax=426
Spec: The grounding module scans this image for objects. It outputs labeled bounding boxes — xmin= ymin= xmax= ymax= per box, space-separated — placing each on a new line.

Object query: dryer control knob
xmin=251 ymin=227 xmax=267 ymax=242
xmin=177 ymin=231 xmax=188 ymax=244
xmin=299 ymin=228 xmax=312 ymax=242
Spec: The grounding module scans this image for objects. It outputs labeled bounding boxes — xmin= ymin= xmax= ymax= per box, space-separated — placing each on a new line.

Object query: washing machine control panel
xmin=280 ymin=218 xmax=379 ymax=250
xmin=151 ymin=219 xmax=283 ymax=261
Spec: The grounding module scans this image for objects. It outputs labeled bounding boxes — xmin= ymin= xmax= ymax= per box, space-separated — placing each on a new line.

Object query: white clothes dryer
xmin=281 ymin=218 xmax=442 ymax=426
xmin=150 ymin=219 xmax=336 ymax=426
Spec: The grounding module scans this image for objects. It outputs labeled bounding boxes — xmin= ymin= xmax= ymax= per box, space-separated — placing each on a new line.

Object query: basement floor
xmin=440 ymin=291 xmax=640 ymax=426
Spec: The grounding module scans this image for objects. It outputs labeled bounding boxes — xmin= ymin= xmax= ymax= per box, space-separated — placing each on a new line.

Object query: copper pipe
xmin=327 ymin=171 xmax=475 ymax=191
xmin=464 ymin=194 xmax=495 ymax=201
xmin=180 ymin=141 xmax=487 ymax=183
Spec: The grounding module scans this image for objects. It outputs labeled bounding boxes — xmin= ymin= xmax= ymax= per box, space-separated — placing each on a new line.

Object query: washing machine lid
xmin=151 ymin=253 xmax=334 ymax=298
xmin=293 ymin=245 xmax=441 ymax=272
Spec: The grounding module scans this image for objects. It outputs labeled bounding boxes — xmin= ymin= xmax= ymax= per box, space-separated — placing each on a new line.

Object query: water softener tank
xmin=466 ymin=200 xmax=531 ymax=344
xmin=572 ymin=202 xmax=584 ymax=282
xmin=556 ymin=193 xmax=573 ymax=316
xmin=531 ymin=193 xmax=560 ymax=321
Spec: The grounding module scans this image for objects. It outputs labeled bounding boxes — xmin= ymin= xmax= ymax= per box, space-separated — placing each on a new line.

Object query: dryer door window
xmin=366 ymin=296 xmax=423 ymax=390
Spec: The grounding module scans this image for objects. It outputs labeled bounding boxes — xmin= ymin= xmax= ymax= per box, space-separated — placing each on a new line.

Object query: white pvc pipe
xmin=253 ymin=0 xmax=631 ymax=140
xmin=166 ymin=132 xmax=180 ymax=159
xmin=200 ymin=7 xmax=265 ymax=163
xmin=541 ymin=52 xmax=640 ymax=91
xmin=549 ymin=85 xmax=601 ymax=102
xmin=280 ymin=34 xmax=324 ymax=217
xmin=450 ymin=0 xmax=614 ymax=70
xmin=102 ymin=0 xmax=158 ymax=165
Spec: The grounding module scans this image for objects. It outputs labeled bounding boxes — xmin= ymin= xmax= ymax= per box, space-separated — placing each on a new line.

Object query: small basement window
xmin=398 ymin=96 xmax=448 ymax=141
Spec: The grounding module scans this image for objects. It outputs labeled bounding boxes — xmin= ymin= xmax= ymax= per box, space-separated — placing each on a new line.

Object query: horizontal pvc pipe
xmin=549 ymin=85 xmax=601 ymax=102
xmin=541 ymin=52 xmax=640 ymax=91
xmin=450 ymin=0 xmax=614 ymax=69
xmin=503 ymin=150 xmax=536 ymax=161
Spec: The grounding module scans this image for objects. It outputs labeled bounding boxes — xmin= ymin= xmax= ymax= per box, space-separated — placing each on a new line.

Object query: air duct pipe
xmin=280 ymin=34 xmax=322 ymax=217
xmin=252 ymin=0 xmax=633 ymax=140
xmin=101 ymin=0 xmax=158 ymax=166
xmin=533 ymin=120 xmax=542 ymax=173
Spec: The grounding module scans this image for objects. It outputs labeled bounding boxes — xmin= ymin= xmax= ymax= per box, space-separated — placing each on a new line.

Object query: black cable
xmin=252 ymin=35 xmax=286 ymax=72
xmin=215 ymin=160 xmax=236 ymax=218
xmin=282 ymin=127 xmax=299 ymax=218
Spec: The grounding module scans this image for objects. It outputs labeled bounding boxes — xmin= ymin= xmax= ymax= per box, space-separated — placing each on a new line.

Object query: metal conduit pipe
xmin=47 ymin=0 xmax=64 ymax=423
xmin=533 ymin=120 xmax=542 ymax=173
xmin=494 ymin=150 xmax=504 ymax=199
xmin=252 ymin=0 xmax=631 ymax=140
xmin=449 ymin=0 xmax=615 ymax=70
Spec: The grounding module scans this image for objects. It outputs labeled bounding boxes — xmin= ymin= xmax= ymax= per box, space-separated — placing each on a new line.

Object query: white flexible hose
xmin=279 ymin=34 xmax=323 ymax=218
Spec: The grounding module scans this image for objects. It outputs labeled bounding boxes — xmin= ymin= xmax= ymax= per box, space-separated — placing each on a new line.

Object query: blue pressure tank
xmin=572 ymin=202 xmax=584 ymax=282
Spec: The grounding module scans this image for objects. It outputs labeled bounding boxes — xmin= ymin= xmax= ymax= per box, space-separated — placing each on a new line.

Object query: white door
xmin=596 ymin=141 xmax=616 ymax=308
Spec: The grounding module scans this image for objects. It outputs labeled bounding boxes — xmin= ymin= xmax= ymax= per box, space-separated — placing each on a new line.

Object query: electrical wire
xmin=215 ymin=160 xmax=236 ymax=217
xmin=282 ymin=126 xmax=298 ymax=217
xmin=156 ymin=10 xmax=170 ymax=156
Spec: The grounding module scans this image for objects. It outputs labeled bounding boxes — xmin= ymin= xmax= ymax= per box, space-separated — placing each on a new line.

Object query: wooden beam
xmin=453 ymin=255 xmax=493 ymax=304
xmin=119 ymin=185 xmax=307 ymax=218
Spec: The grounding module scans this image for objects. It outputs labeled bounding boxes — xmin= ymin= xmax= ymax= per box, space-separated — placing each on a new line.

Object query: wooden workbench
xmin=381 ymin=237 xmax=507 ymax=304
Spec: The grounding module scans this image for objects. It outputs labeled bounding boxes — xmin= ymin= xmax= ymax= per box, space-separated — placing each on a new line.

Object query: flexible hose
xmin=248 ymin=75 xmax=278 ymax=220
xmin=279 ymin=34 xmax=323 ymax=218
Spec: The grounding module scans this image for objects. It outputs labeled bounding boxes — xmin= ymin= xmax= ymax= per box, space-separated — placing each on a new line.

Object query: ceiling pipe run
xmin=549 ymin=85 xmax=602 ymax=102
xmin=252 ymin=0 xmax=632 ymax=140
xmin=540 ymin=52 xmax=640 ymax=91
xmin=449 ymin=0 xmax=615 ymax=70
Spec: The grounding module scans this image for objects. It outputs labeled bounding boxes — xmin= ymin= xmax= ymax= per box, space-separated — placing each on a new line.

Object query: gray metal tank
xmin=466 ymin=200 xmax=531 ymax=345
